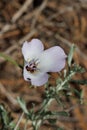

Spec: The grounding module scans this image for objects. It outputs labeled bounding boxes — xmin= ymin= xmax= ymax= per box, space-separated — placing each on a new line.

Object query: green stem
xmin=57 ymin=71 xmax=75 ymax=91
xmin=33 ymin=98 xmax=54 ymax=130
xmin=32 ymin=120 xmax=42 ymax=130
xmin=39 ymin=98 xmax=54 ymax=115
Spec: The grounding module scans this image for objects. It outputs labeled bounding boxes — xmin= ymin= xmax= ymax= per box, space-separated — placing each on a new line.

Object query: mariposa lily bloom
xmin=22 ymin=39 xmax=67 ymax=86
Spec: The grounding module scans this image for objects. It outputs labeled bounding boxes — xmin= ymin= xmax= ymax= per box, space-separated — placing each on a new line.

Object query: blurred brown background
xmin=0 ymin=0 xmax=87 ymax=130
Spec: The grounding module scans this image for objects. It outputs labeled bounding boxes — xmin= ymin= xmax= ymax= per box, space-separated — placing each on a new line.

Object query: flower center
xmin=26 ymin=59 xmax=39 ymax=73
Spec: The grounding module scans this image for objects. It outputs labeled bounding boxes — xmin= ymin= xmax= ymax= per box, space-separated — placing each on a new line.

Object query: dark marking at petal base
xmin=27 ymin=78 xmax=31 ymax=81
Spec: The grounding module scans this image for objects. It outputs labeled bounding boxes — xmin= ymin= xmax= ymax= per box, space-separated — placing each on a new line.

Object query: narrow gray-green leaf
xmin=68 ymin=44 xmax=75 ymax=67
xmin=17 ymin=97 xmax=28 ymax=114
xmin=0 ymin=53 xmax=19 ymax=68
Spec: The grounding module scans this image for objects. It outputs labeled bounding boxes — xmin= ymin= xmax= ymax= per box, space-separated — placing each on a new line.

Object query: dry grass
xmin=0 ymin=0 xmax=87 ymax=129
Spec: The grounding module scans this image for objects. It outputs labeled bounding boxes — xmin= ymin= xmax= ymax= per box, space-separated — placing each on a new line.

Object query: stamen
xmin=26 ymin=59 xmax=40 ymax=73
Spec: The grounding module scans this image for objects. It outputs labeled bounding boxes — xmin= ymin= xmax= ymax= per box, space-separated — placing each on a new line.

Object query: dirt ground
xmin=0 ymin=0 xmax=87 ymax=130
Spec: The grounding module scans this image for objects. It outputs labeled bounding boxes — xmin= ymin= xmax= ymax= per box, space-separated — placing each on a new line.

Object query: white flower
xmin=22 ymin=39 xmax=67 ymax=86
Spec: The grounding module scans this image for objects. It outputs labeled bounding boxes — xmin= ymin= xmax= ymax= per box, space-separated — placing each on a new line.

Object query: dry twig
xmin=14 ymin=112 xmax=24 ymax=130
xmin=0 ymin=82 xmax=18 ymax=106
xmin=0 ymin=0 xmax=33 ymax=34
xmin=55 ymin=34 xmax=87 ymax=61
xmin=31 ymin=0 xmax=48 ymax=29
xmin=12 ymin=0 xmax=33 ymax=23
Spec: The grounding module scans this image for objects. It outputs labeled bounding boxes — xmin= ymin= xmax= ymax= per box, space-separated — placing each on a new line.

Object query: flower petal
xmin=22 ymin=39 xmax=44 ymax=61
xmin=31 ymin=73 xmax=49 ymax=86
xmin=23 ymin=66 xmax=49 ymax=86
xmin=39 ymin=46 xmax=67 ymax=72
